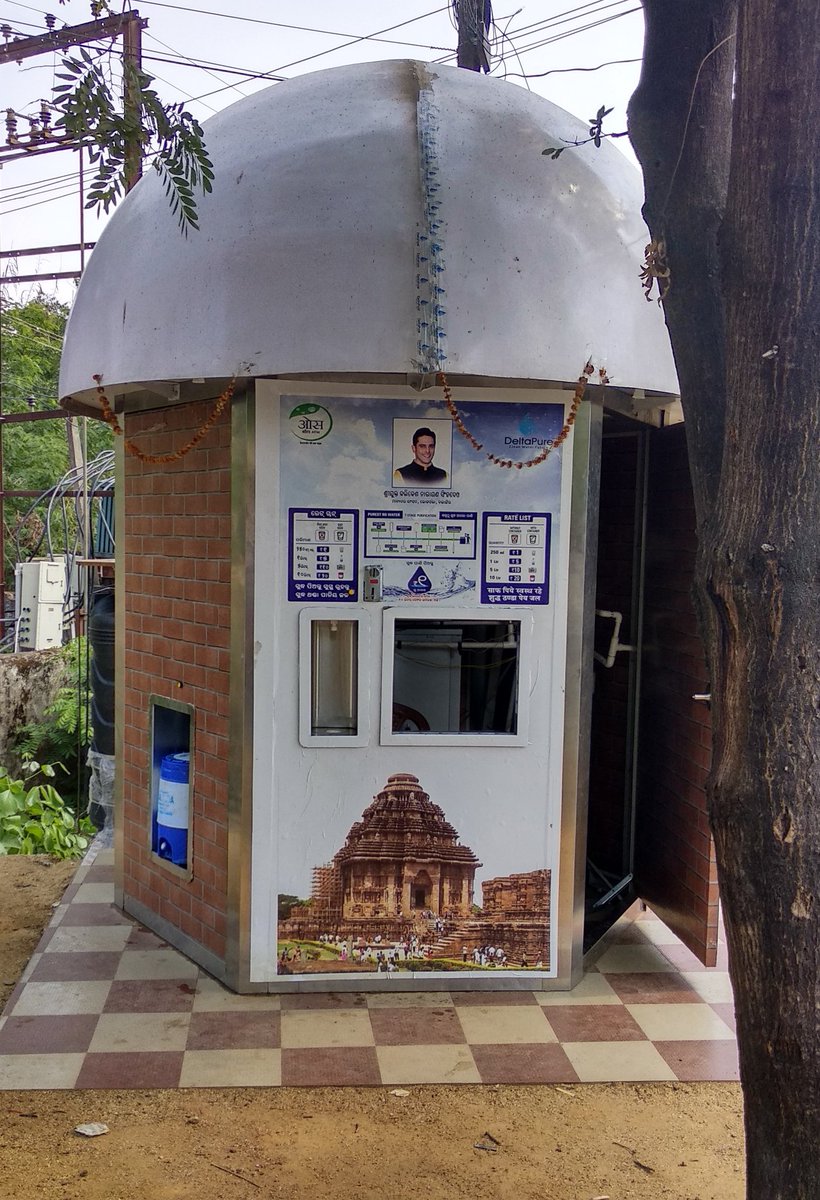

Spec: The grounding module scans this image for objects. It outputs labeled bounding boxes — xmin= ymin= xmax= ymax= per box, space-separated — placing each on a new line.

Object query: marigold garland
xmin=436 ymin=363 xmax=604 ymax=469
xmin=92 ymin=374 xmax=235 ymax=464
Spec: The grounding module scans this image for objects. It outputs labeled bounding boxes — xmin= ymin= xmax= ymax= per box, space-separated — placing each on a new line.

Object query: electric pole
xmin=455 ymin=0 xmax=492 ymax=73
xmin=0 ymin=11 xmax=146 ymax=637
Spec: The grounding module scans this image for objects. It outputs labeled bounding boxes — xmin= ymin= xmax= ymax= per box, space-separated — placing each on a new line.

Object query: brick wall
xmin=122 ymin=400 xmax=232 ymax=962
xmin=635 ymin=423 xmax=718 ymax=965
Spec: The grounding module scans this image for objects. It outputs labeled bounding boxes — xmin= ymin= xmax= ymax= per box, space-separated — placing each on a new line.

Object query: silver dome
xmin=60 ymin=59 xmax=677 ymax=407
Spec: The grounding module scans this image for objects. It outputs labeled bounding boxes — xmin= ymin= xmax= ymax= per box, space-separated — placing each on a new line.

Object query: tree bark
xmin=628 ymin=0 xmax=736 ymax=524
xmin=630 ymin=2 xmax=820 ymax=1196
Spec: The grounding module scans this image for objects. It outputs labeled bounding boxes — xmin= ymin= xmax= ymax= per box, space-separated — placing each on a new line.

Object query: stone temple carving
xmin=314 ymin=772 xmax=481 ymax=921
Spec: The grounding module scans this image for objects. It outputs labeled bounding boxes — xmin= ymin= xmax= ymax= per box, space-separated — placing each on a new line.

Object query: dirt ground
xmin=0 ymin=854 xmax=746 ymax=1200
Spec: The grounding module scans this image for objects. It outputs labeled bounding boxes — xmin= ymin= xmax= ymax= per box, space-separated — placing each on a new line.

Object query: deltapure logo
xmin=288 ymin=403 xmax=333 ymax=442
xmin=407 ymin=566 xmax=432 ymax=594
xmin=504 ymin=411 xmax=550 ymax=448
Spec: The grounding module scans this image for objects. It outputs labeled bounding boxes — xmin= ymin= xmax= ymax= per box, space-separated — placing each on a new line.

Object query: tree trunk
xmin=630 ymin=2 xmax=820 ymax=1196
xmin=628 ymin=0 xmax=736 ymax=523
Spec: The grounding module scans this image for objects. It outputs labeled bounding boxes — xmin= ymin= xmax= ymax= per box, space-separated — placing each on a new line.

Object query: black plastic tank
xmin=88 ymin=586 xmax=115 ymax=755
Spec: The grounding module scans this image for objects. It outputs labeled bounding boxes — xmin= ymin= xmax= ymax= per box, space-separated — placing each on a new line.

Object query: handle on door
xmin=594 ymin=609 xmax=635 ymax=669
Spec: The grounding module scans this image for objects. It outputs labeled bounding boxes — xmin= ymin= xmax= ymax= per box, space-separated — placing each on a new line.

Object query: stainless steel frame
xmin=224 ymin=387 xmax=259 ymax=990
xmin=113 ymin=423 xmax=126 ymax=910
xmin=555 ymin=397 xmax=603 ymax=987
xmin=147 ymin=693 xmax=195 ymax=883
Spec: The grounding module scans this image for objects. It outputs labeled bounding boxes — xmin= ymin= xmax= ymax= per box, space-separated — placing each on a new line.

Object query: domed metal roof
xmin=59 ymin=59 xmax=678 ymax=407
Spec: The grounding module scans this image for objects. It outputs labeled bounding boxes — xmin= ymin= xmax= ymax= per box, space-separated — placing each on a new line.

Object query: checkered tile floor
xmin=0 ymin=844 xmax=737 ymax=1089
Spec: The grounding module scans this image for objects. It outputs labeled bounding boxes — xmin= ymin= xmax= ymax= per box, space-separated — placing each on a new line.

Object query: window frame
xmin=379 ymin=606 xmax=532 ymax=747
xmin=298 ymin=608 xmax=370 ymax=747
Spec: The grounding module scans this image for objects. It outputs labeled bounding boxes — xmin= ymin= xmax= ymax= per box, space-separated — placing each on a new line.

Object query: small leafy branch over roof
xmin=542 ymin=103 xmax=627 ymax=159
xmin=52 ymin=47 xmax=213 ymax=235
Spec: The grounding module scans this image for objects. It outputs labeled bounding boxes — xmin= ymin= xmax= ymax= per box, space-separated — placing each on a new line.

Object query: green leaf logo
xmin=288 ymin=404 xmax=333 ymax=442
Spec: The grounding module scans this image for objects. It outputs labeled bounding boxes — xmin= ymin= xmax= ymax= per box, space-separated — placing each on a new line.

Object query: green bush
xmin=0 ymin=761 xmax=95 ymax=859
xmin=15 ymin=638 xmax=91 ymax=809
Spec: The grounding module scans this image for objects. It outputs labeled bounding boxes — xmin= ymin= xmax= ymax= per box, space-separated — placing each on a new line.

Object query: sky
xmin=0 ymin=0 xmax=647 ymax=298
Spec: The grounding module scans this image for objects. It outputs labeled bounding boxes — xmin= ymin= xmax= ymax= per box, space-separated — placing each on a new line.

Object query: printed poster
xmin=276 ymin=394 xmax=566 ymax=975
xmin=282 ymin=396 xmax=564 ymax=605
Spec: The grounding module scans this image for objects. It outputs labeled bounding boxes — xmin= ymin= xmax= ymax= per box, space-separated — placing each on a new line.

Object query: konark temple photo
xmin=279 ymin=773 xmax=552 ymax=973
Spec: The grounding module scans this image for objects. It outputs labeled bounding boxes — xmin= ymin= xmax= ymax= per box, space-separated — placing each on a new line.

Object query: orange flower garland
xmin=437 ymin=364 xmax=605 ymax=469
xmin=92 ymin=374 xmax=235 ymax=465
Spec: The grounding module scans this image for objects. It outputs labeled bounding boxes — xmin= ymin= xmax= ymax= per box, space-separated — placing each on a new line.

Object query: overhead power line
xmin=0 ymin=181 xmax=80 ymax=215
xmin=135 ymin=0 xmax=452 ymax=49
xmin=183 ymin=5 xmax=455 ymax=104
xmin=143 ymin=30 xmax=251 ymax=105
xmin=0 ymin=169 xmax=78 ymax=198
xmin=505 ymin=54 xmax=641 ymax=82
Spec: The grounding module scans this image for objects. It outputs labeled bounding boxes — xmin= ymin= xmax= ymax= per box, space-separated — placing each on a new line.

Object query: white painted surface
xmin=60 ymin=60 xmax=677 ymax=405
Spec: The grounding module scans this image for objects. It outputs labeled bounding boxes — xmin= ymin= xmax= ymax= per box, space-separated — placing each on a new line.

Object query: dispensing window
xmin=299 ymin=610 xmax=369 ymax=746
xmin=149 ymin=696 xmax=194 ymax=878
xmin=381 ymin=610 xmax=530 ymax=746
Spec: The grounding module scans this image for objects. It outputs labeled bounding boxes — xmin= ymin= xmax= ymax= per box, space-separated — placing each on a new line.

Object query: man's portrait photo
xmin=392 ymin=419 xmax=453 ymax=487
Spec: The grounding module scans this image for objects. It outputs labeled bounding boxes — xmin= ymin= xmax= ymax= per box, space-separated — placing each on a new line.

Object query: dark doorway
xmin=584 ymin=414 xmax=648 ymax=949
xmin=412 ymin=870 xmax=432 ymax=911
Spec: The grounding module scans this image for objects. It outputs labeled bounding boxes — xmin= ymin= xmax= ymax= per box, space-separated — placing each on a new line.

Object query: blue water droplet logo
xmin=408 ymin=567 xmax=432 ymax=594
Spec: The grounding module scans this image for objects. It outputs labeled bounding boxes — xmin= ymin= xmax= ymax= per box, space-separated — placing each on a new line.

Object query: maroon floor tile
xmin=472 ymin=1043 xmax=580 ymax=1084
xmin=710 ymin=1003 xmax=737 ymax=1033
xmin=186 ymin=1011 xmax=281 ymax=1050
xmin=280 ymin=992 xmax=368 ymax=1010
xmin=84 ymin=864 xmax=115 ymax=884
xmin=281 ymin=1046 xmax=381 ymax=1086
xmin=369 ymin=1007 xmax=465 ymax=1046
xmin=655 ymin=1039 xmax=740 ymax=1081
xmin=59 ymin=904 xmax=134 ymax=928
xmin=604 ymin=972 xmax=703 ymax=1004
xmin=104 ymin=979 xmax=198 ymax=1014
xmin=449 ymin=989 xmax=538 ymax=1006
xmin=76 ymin=1051 xmax=184 ymax=1088
xmin=542 ymin=1005 xmax=648 ymax=1043
xmin=28 ymin=951 xmax=122 ymax=983
xmin=0 ymin=1014 xmax=99 ymax=1054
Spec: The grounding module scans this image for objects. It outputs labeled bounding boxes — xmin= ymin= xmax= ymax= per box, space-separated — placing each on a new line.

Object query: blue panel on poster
xmin=288 ymin=508 xmax=359 ymax=602
xmin=480 ymin=511 xmax=551 ymax=605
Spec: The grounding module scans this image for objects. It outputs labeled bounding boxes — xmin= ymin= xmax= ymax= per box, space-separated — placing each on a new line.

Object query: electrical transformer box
xmin=14 ymin=558 xmax=66 ymax=651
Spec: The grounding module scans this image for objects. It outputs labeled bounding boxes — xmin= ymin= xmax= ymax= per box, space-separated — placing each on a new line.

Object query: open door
xmin=633 ymin=423 xmax=719 ymax=965
xmin=585 ymin=415 xmax=719 ymax=966
xmin=584 ymin=418 xmax=646 ymax=947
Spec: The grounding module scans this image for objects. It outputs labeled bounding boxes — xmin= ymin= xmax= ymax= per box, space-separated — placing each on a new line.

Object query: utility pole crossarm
xmin=0 ymin=13 xmax=145 ymax=66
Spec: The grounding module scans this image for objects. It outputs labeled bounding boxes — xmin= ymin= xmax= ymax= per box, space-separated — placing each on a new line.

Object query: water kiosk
xmin=60 ymin=61 xmax=709 ymax=993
